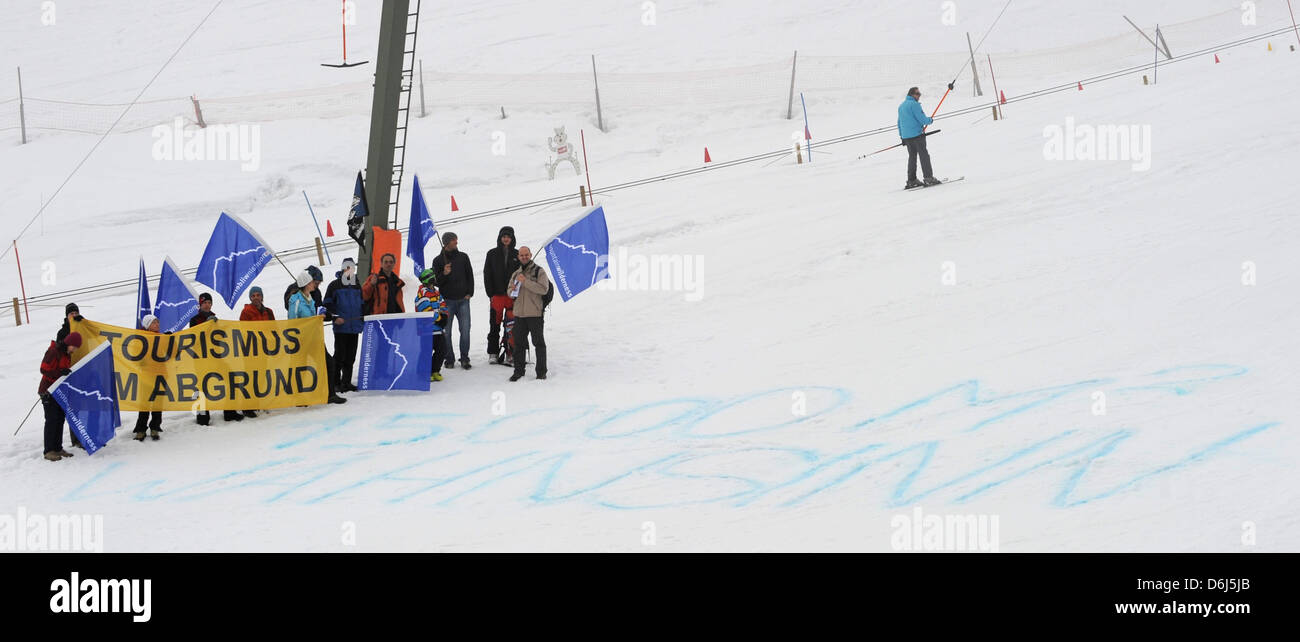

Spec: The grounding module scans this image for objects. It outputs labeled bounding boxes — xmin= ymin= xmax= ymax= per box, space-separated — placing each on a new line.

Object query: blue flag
xmin=136 ymin=257 xmax=151 ymax=329
xmin=357 ymin=313 xmax=439 ymax=391
xmin=406 ymin=175 xmax=438 ymax=275
xmin=154 ymin=256 xmax=199 ymax=333
xmin=195 ymin=212 xmax=274 ymax=308
xmin=542 ymin=205 xmax=611 ymax=302
xmin=48 ymin=342 xmax=121 ymax=455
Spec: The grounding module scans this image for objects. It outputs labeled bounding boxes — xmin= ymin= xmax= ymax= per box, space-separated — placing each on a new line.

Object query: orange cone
xmin=450 ymin=195 xmax=459 ymax=212
xmin=999 ymin=90 xmax=1007 ymax=105
xmin=326 ymin=220 xmax=335 ymax=237
xmin=704 ymin=147 xmax=712 ymax=163
xmin=1214 ymin=53 xmax=1220 ymax=63
xmin=1077 ymin=82 xmax=1083 ymax=91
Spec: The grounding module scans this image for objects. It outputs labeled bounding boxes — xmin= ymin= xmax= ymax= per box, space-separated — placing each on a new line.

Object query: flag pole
xmin=303 ymin=191 xmax=331 ymax=264
xmin=14 ymin=398 xmax=40 ymax=436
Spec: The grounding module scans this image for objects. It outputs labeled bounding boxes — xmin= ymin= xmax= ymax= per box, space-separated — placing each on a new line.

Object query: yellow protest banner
xmin=69 ymin=317 xmax=329 ymax=411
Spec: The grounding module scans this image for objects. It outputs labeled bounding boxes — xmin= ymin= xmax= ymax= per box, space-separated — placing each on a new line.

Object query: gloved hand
xmin=58 ymin=368 xmax=72 ymax=377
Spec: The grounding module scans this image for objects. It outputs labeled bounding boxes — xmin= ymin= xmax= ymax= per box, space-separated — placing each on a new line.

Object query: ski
xmin=904 ymin=176 xmax=964 ymax=191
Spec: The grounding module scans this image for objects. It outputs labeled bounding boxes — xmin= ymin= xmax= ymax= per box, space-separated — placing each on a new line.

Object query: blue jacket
xmin=897 ymin=95 xmax=933 ymax=139
xmin=322 ymin=276 xmax=364 ymax=334
xmin=287 ymin=290 xmax=317 ymax=320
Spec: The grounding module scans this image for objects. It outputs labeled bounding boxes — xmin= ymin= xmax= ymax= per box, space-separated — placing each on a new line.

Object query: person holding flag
xmin=191 ymin=293 xmax=245 ymax=424
xmin=133 ymin=315 xmax=166 ymax=441
xmin=362 ymin=254 xmax=406 ymax=315
xmin=37 ymin=331 xmax=82 ymax=460
xmin=508 ymin=246 xmax=551 ymax=382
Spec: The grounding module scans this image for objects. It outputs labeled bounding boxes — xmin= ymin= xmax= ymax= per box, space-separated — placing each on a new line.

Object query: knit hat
xmin=199 ymin=292 xmax=213 ymax=303
xmin=65 ymin=303 xmax=79 ymax=315
xmin=296 ymin=270 xmax=313 ymax=288
xmin=306 ymin=265 xmax=324 ymax=282
xmin=419 ymin=268 xmax=438 ymax=286
xmin=141 ymin=314 xmax=159 ymax=329
xmin=63 ymin=332 xmax=82 ymax=348
xmin=249 ymin=286 xmax=263 ymax=296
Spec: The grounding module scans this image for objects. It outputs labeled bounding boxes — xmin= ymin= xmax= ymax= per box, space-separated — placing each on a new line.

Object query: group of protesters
xmin=36 ymin=227 xmax=552 ymax=461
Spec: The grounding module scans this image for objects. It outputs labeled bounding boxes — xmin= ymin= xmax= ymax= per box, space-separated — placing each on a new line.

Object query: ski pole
xmin=861 ymin=129 xmax=942 ymax=158
xmin=14 ymin=398 xmax=40 ymax=436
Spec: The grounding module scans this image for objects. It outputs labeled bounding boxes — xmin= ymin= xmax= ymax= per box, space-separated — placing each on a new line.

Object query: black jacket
xmin=482 ymin=226 xmax=520 ymax=297
xmin=188 ymin=310 xmax=217 ymax=327
xmin=433 ymin=248 xmax=475 ymax=300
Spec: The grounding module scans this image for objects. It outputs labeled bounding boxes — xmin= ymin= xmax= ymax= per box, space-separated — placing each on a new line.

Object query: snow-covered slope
xmin=0 ymin=1 xmax=1296 ymax=551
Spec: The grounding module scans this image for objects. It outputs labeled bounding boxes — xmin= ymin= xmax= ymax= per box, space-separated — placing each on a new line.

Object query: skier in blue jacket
xmin=898 ymin=86 xmax=940 ymax=189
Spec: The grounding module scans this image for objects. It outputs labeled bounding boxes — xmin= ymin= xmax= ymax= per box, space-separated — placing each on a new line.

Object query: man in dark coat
xmin=190 ymin=293 xmax=243 ymax=424
xmin=323 ymin=257 xmax=365 ymax=392
xmin=432 ymin=232 xmax=475 ymax=369
xmin=482 ymin=226 xmax=519 ymax=360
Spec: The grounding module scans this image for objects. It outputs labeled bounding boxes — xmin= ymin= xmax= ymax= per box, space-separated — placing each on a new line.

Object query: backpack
xmin=535 ymin=266 xmax=554 ymax=309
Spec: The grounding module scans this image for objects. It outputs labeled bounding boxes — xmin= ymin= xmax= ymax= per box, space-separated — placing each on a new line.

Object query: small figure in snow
xmin=546 ymin=126 xmax=582 ymax=180
xmin=898 ymin=86 xmax=941 ymax=189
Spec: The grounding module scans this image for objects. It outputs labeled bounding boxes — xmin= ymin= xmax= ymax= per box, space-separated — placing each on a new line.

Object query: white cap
xmin=296 ymin=270 xmax=313 ymax=287
xmin=141 ymin=314 xmax=158 ymax=329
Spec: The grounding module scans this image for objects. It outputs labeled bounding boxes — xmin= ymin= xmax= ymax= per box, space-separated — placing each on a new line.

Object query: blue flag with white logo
xmin=357 ymin=313 xmax=438 ymax=391
xmin=542 ymin=205 xmax=610 ymax=302
xmin=406 ymin=175 xmax=438 ymax=275
xmin=154 ymin=256 xmax=199 ymax=333
xmin=136 ymin=257 xmax=151 ymax=330
xmin=49 ymin=342 xmax=121 ymax=455
xmin=195 ymin=212 xmax=273 ymax=308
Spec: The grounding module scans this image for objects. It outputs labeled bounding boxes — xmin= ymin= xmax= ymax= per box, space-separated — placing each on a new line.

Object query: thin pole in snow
xmin=580 ymin=129 xmax=593 ymax=202
xmin=786 ymin=50 xmax=798 ymax=119
xmin=13 ymin=241 xmax=31 ymax=324
xmin=303 ymin=191 xmax=331 ymax=264
xmin=591 ymin=55 xmax=605 ymax=132
xmin=418 ymin=59 xmax=427 ymax=118
xmin=800 ymin=92 xmax=812 ymax=161
xmin=1153 ymin=24 xmax=1159 ymax=84
xmin=17 ymin=66 xmax=27 ymax=145
xmin=1288 ymin=0 xmax=1300 ymax=51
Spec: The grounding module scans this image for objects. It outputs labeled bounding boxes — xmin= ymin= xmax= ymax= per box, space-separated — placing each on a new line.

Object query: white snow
xmin=0 ymin=1 xmax=1297 ymax=552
